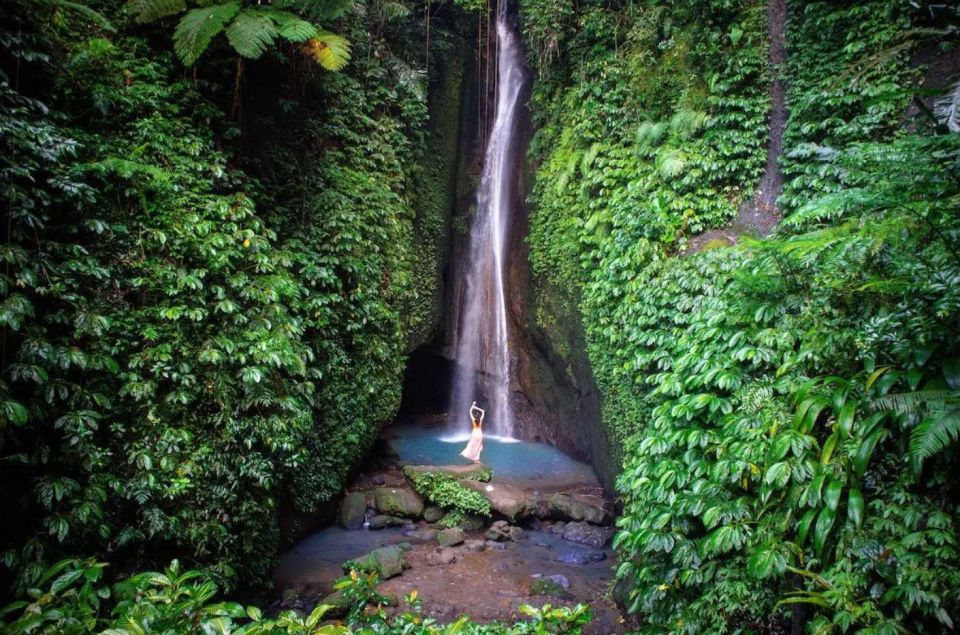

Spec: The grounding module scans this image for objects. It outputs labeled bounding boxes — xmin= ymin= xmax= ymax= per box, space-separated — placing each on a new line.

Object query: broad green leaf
xmin=847 ymin=488 xmax=864 ymax=528
xmin=814 ymin=509 xmax=835 ymax=555
xmin=824 ymin=479 xmax=843 ymax=512
xmin=854 ymin=428 xmax=888 ymax=479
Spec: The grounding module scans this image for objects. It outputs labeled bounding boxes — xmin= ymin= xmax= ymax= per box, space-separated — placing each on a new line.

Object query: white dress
xmin=460 ymin=424 xmax=483 ymax=461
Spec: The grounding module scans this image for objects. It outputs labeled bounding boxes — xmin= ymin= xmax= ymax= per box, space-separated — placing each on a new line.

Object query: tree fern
xmin=124 ymin=0 xmax=186 ymax=24
xmin=271 ymin=11 xmax=319 ymax=43
xmin=173 ymin=2 xmax=240 ymax=66
xmin=303 ymin=31 xmax=350 ymax=71
xmin=910 ymin=409 xmax=960 ymax=472
xmin=225 ymin=11 xmax=277 ymax=59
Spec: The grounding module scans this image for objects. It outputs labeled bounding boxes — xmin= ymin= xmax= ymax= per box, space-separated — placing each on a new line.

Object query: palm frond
xmin=173 ymin=2 xmax=240 ymax=66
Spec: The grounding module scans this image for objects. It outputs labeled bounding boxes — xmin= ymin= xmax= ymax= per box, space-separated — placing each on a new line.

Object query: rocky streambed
xmin=273 ymin=423 xmax=625 ymax=633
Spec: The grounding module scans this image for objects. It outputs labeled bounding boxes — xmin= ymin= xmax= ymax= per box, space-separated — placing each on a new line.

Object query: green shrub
xmin=404 ymin=469 xmax=492 ymax=517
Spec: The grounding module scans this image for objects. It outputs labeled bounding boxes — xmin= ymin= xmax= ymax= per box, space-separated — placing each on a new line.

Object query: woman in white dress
xmin=460 ymin=402 xmax=485 ymax=463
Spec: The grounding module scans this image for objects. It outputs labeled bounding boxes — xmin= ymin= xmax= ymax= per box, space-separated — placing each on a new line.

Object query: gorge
xmin=1 ymin=0 xmax=959 ymax=633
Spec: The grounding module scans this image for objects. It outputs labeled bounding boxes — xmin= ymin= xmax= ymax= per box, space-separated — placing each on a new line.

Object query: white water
xmin=450 ymin=8 xmax=525 ymax=438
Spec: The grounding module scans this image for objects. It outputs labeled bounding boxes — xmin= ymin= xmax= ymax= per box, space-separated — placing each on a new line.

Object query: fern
xmin=909 ymin=409 xmax=960 ymax=471
xmin=124 ymin=0 xmax=185 ymax=24
xmin=173 ymin=2 xmax=240 ymax=65
xmin=302 ymin=31 xmax=350 ymax=71
xmin=871 ymin=389 xmax=957 ymax=415
xmin=271 ymin=11 xmax=319 ymax=43
xmin=225 ymin=11 xmax=277 ymax=59
xmin=55 ymin=0 xmax=116 ymax=31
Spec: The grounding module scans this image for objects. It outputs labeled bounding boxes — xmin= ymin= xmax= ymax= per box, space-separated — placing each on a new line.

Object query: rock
xmin=426 ymin=548 xmax=457 ymax=566
xmin=485 ymin=520 xmax=510 ymax=542
xmin=561 ymin=521 xmax=613 ymax=548
xmin=532 ymin=537 xmax=552 ymax=549
xmin=508 ymin=526 xmax=525 ymax=542
xmin=403 ymin=464 xmax=493 ymax=482
xmin=464 ymin=539 xmax=485 ymax=552
xmin=485 ymin=540 xmax=506 ymax=550
xmin=339 ymin=492 xmax=367 ymax=529
xmin=372 ymin=474 xmax=386 ymax=486
xmin=546 ymin=521 xmax=567 ymax=535
xmin=546 ymin=574 xmax=570 ymax=589
xmin=368 ymin=514 xmax=406 ymax=530
xmin=531 ymin=578 xmax=571 ymax=599
xmin=423 ymin=506 xmax=444 ymax=523
xmin=590 ymin=551 xmax=607 ymax=562
xmin=461 ymin=480 xmax=527 ymax=521
xmin=548 ymin=494 xmax=611 ymax=526
xmin=345 ymin=544 xmax=409 ymax=580
xmin=318 ymin=590 xmax=351 ymax=618
xmin=280 ymin=588 xmax=301 ymax=610
xmin=437 ymin=527 xmax=465 ymax=547
xmin=404 ymin=528 xmax=437 ymax=541
xmin=523 ymin=517 xmax=543 ymax=531
xmin=555 ymin=551 xmax=590 ymax=565
xmin=459 ymin=515 xmax=486 ymax=531
xmin=374 ymin=487 xmax=424 ymax=518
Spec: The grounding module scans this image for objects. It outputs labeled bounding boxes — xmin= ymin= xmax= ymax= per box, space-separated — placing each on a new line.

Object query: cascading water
xmin=449 ymin=7 xmax=525 ymax=439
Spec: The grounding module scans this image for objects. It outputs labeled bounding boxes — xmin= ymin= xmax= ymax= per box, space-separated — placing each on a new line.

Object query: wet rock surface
xmin=373 ymin=487 xmax=424 ymax=518
xmin=339 ymin=492 xmax=367 ymax=529
xmin=275 ymin=424 xmax=625 ymax=633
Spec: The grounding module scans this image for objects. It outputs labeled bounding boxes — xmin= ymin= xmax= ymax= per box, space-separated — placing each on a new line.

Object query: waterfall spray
xmin=450 ymin=6 xmax=525 ymax=438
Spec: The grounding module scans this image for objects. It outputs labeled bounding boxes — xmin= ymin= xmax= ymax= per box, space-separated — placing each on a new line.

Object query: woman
xmin=460 ymin=401 xmax=485 ymax=463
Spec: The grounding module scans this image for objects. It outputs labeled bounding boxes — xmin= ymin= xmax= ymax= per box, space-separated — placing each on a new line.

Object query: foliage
xmin=523 ymin=0 xmax=960 ymax=631
xmin=0 ymin=559 xmax=593 ymax=634
xmin=125 ymin=0 xmax=351 ymax=68
xmin=404 ymin=469 xmax=492 ymax=517
xmin=1 ymin=0 xmax=452 ymax=593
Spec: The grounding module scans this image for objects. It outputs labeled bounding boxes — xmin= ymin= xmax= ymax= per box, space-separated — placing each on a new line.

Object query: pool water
xmin=385 ymin=425 xmax=598 ymax=484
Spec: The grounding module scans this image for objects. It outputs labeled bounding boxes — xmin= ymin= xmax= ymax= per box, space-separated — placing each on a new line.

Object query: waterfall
xmin=449 ymin=7 xmax=525 ymax=439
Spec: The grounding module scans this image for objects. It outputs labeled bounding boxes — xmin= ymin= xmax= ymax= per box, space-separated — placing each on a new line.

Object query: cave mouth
xmin=395 ymin=342 xmax=456 ymax=425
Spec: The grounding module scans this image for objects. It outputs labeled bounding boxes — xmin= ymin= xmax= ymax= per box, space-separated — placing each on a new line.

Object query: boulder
xmin=423 ymin=506 xmax=444 ymax=523
xmin=546 ymin=574 xmax=570 ymax=589
xmin=531 ymin=577 xmax=571 ymax=599
xmin=548 ymin=494 xmax=611 ymax=526
xmin=339 ymin=492 xmax=367 ymax=529
xmin=464 ymin=539 xmax=485 ymax=553
xmin=508 ymin=526 xmax=525 ymax=542
xmin=561 ymin=521 xmax=613 ymax=548
xmin=368 ymin=514 xmax=406 ymax=530
xmin=484 ymin=520 xmax=510 ymax=542
xmin=437 ymin=527 xmax=465 ymax=547
xmin=374 ymin=487 xmax=424 ymax=518
xmin=426 ymin=548 xmax=458 ymax=566
xmin=459 ymin=515 xmax=486 ymax=531
xmin=404 ymin=528 xmax=437 ymax=541
xmin=345 ymin=544 xmax=410 ymax=580
xmin=318 ymin=590 xmax=352 ymax=618
xmin=461 ymin=480 xmax=527 ymax=521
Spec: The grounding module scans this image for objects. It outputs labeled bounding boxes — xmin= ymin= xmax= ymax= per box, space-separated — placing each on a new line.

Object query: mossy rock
xmin=531 ymin=578 xmax=571 ymax=599
xmin=344 ymin=544 xmax=410 ymax=580
xmin=373 ymin=487 xmax=424 ymax=518
xmin=339 ymin=492 xmax=367 ymax=529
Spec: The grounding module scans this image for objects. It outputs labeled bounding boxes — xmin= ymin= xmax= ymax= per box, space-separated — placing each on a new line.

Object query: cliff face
xmin=399 ymin=10 xmax=614 ymax=492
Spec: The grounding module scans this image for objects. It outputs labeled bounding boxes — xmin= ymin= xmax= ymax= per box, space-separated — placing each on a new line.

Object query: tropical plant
xmin=124 ymin=0 xmax=351 ymax=68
